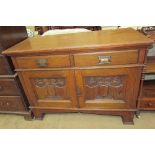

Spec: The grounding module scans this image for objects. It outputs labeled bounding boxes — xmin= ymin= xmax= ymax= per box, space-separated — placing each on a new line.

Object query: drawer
xmin=0 ymin=79 xmax=20 ymax=96
xmin=15 ymin=55 xmax=70 ymax=69
xmin=0 ymin=55 xmax=12 ymax=75
xmin=139 ymin=99 xmax=155 ymax=109
xmin=142 ymin=80 xmax=155 ymax=98
xmin=74 ymin=50 xmax=139 ymax=67
xmin=0 ymin=96 xmax=25 ymax=111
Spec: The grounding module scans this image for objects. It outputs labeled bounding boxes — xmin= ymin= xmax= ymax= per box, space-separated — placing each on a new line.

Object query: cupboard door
xmin=75 ymin=67 xmax=142 ymax=109
xmin=19 ymin=70 xmax=78 ymax=108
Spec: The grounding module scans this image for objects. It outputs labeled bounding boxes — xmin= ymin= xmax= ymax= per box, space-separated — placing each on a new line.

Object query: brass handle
xmin=36 ymin=59 xmax=48 ymax=67
xmin=147 ymin=102 xmax=152 ymax=107
xmin=98 ymin=56 xmax=111 ymax=64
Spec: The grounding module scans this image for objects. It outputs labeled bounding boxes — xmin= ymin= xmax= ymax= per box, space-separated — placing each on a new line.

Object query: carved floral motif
xmin=35 ymin=78 xmax=65 ymax=88
xmin=86 ymin=76 xmax=123 ymax=88
xmin=140 ymin=26 xmax=155 ymax=35
xmin=85 ymin=76 xmax=124 ymax=100
xmin=33 ymin=78 xmax=67 ymax=100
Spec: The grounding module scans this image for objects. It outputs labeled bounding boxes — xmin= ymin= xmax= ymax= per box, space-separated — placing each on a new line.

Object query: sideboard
xmin=0 ymin=26 xmax=32 ymax=119
xmin=137 ymin=27 xmax=155 ymax=113
xmin=3 ymin=28 xmax=153 ymax=124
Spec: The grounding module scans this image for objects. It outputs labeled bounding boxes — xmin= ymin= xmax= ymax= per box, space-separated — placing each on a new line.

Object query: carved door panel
xmin=19 ymin=70 xmax=78 ymax=108
xmin=75 ymin=67 xmax=142 ymax=109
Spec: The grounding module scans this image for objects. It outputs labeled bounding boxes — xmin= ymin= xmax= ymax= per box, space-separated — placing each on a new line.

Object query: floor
xmin=0 ymin=111 xmax=154 ymax=129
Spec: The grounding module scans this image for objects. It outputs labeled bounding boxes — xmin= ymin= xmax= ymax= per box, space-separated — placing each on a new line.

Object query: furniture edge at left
xmin=0 ymin=26 xmax=33 ymax=120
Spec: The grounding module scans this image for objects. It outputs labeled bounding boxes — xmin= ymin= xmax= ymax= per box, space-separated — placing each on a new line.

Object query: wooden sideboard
xmin=0 ymin=26 xmax=32 ymax=119
xmin=137 ymin=27 xmax=155 ymax=112
xmin=3 ymin=28 xmax=153 ymax=124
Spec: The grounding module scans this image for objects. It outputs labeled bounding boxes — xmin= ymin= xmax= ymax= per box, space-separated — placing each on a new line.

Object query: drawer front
xmin=0 ymin=79 xmax=20 ymax=96
xmin=74 ymin=50 xmax=138 ymax=67
xmin=139 ymin=99 xmax=155 ymax=109
xmin=0 ymin=55 xmax=11 ymax=75
xmin=142 ymin=80 xmax=155 ymax=98
xmin=15 ymin=55 xmax=70 ymax=69
xmin=0 ymin=96 xmax=25 ymax=111
xmin=143 ymin=89 xmax=155 ymax=98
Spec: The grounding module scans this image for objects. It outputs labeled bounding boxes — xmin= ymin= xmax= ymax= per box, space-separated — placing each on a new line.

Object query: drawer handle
xmin=98 ymin=56 xmax=111 ymax=64
xmin=36 ymin=59 xmax=48 ymax=67
xmin=147 ymin=102 xmax=152 ymax=107
xmin=0 ymin=86 xmax=3 ymax=91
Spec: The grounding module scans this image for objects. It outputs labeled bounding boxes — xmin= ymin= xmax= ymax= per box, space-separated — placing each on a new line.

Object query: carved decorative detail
xmin=35 ymin=78 xmax=65 ymax=88
xmin=86 ymin=76 xmax=122 ymax=87
xmin=85 ymin=76 xmax=124 ymax=100
xmin=33 ymin=78 xmax=68 ymax=100
xmin=140 ymin=26 xmax=155 ymax=35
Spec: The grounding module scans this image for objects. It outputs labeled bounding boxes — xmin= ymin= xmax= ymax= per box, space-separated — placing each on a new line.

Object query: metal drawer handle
xmin=36 ymin=59 xmax=48 ymax=67
xmin=147 ymin=102 xmax=152 ymax=107
xmin=98 ymin=56 xmax=111 ymax=64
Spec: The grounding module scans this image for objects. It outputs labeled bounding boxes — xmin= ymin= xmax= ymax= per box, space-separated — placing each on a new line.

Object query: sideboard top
xmin=3 ymin=28 xmax=153 ymax=56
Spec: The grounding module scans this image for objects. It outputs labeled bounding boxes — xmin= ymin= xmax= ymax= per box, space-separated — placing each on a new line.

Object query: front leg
xmin=32 ymin=109 xmax=44 ymax=120
xmin=135 ymin=110 xmax=141 ymax=119
xmin=121 ymin=112 xmax=134 ymax=125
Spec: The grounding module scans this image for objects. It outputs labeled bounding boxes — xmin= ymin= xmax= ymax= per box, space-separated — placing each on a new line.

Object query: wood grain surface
xmin=3 ymin=28 xmax=153 ymax=56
